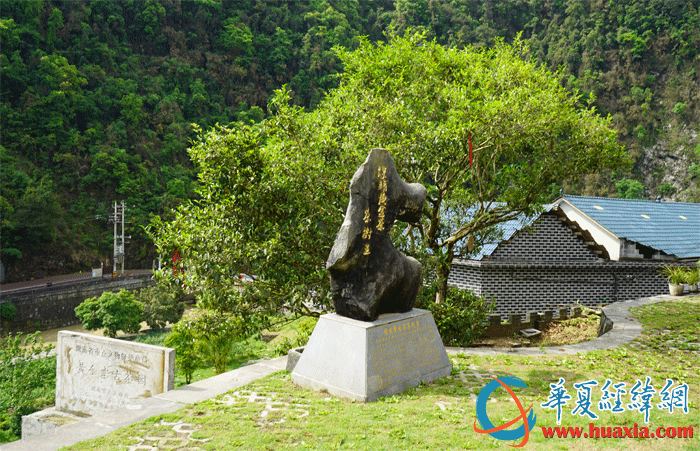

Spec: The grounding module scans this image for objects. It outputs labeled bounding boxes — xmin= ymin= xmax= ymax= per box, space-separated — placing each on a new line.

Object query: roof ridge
xmin=563 ymin=194 xmax=700 ymax=207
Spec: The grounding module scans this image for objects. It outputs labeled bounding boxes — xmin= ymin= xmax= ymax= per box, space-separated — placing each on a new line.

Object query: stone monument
xmin=327 ymin=148 xmax=426 ymax=321
xmin=292 ymin=148 xmax=452 ymax=401
xmin=55 ymin=331 xmax=175 ymax=416
xmin=22 ymin=331 xmax=175 ymax=438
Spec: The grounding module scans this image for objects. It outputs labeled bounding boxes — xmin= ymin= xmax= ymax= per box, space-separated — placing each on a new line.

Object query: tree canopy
xmin=152 ymin=32 xmax=627 ymax=320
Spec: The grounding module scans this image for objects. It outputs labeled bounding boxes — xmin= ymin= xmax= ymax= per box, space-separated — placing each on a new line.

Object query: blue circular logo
xmin=474 ymin=376 xmax=536 ymax=447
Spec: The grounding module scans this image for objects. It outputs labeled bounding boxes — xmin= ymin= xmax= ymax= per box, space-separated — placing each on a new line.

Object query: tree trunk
xmin=434 ymin=244 xmax=454 ymax=304
xmin=435 ymin=263 xmax=450 ymax=304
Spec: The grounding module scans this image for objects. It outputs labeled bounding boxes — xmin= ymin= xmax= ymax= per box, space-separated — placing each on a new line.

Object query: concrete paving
xmin=0 ymin=293 xmax=687 ymax=450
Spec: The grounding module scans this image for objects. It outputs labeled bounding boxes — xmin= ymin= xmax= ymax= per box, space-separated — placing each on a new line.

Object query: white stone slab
xmin=56 ymin=331 xmax=175 ymax=416
xmin=21 ymin=407 xmax=80 ymax=440
xmin=291 ymin=308 xmax=452 ymax=402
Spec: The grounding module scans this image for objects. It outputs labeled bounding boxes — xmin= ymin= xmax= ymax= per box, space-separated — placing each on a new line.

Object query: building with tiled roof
xmin=556 ymin=195 xmax=700 ymax=260
xmin=448 ymin=195 xmax=699 ymax=320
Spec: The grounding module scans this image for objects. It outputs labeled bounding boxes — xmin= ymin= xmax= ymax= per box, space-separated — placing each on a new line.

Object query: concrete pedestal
xmin=291 ymin=308 xmax=451 ymax=402
xmin=21 ymin=408 xmax=81 ymax=440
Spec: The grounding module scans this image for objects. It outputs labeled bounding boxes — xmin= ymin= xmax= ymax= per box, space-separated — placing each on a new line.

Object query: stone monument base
xmin=21 ymin=407 xmax=81 ymax=440
xmin=291 ymin=308 xmax=451 ymax=402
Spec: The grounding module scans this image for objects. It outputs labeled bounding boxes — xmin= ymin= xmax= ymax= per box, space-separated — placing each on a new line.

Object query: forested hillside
xmin=1 ymin=0 xmax=699 ymax=282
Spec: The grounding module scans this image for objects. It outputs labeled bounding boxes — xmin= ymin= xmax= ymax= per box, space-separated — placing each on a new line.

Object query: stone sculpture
xmin=327 ymin=148 xmax=427 ymax=321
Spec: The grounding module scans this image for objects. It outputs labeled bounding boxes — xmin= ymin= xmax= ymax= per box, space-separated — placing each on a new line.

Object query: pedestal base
xmin=21 ymin=407 xmax=81 ymax=440
xmin=291 ymin=308 xmax=451 ymax=402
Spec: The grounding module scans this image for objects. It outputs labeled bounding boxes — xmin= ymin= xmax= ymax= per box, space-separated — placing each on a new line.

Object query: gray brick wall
xmin=489 ymin=213 xmax=600 ymax=262
xmin=447 ymin=212 xmax=671 ymax=320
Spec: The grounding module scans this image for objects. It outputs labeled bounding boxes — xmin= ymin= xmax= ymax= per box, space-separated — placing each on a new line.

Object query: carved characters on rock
xmin=327 ymin=148 xmax=427 ymax=321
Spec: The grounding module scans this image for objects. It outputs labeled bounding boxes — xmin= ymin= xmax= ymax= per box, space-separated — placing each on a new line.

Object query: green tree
xmin=13 ymin=178 xmax=62 ymax=248
xmin=164 ymin=319 xmax=201 ymax=384
xmin=220 ymin=17 xmax=253 ymax=65
xmin=134 ymin=285 xmax=185 ymax=330
xmin=308 ymin=32 xmax=628 ymax=303
xmin=152 ymin=32 xmax=626 ymax=317
xmin=75 ymin=290 xmax=143 ymax=338
xmin=616 ymin=178 xmax=645 ymax=199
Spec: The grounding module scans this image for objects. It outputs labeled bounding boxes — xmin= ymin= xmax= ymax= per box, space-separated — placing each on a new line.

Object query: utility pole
xmin=121 ymin=199 xmax=126 ymax=274
xmin=108 ymin=201 xmax=129 ymax=276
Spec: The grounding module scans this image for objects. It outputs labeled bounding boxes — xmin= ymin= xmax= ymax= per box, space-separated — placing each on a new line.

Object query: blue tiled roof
xmin=559 ymin=195 xmax=700 ymax=259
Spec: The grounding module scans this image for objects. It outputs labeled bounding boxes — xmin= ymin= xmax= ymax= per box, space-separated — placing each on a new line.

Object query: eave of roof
xmin=555 ymin=195 xmax=700 ymax=259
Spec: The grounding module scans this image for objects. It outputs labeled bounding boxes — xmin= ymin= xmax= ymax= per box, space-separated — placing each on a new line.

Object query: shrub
xmin=169 ymin=308 xmax=253 ymax=376
xmin=274 ymin=316 xmax=319 ymax=356
xmin=1 ymin=302 xmax=17 ymax=334
xmin=188 ymin=309 xmax=247 ymax=374
xmin=615 ymin=178 xmax=644 ymax=199
xmin=134 ymin=285 xmax=185 ymax=330
xmin=415 ymin=284 xmax=493 ymax=346
xmin=658 ymin=183 xmax=675 ymax=195
xmin=165 ymin=319 xmax=201 ymax=384
xmin=1 ymin=302 xmax=16 ymax=322
xmin=75 ymin=290 xmax=143 ymax=338
xmin=672 ymin=102 xmax=688 ymax=115
xmin=0 ymin=332 xmax=56 ymax=441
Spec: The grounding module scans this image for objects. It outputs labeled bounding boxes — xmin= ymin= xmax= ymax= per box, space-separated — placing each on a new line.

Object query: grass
xmin=539 ymin=312 xmax=600 ymax=347
xmin=60 ymin=299 xmax=700 ymax=451
xmin=478 ymin=307 xmax=601 ymax=348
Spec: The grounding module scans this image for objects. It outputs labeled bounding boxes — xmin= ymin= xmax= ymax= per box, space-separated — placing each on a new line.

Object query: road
xmin=0 ymin=270 xmax=153 ymax=295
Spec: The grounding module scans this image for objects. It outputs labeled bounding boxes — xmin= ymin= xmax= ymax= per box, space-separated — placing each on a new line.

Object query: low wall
xmin=482 ymin=306 xmax=584 ymax=338
xmin=1 ymin=275 xmax=155 ymax=331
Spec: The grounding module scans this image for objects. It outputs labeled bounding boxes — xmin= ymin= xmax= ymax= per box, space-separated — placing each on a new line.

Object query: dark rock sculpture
xmin=327 ymin=148 xmax=427 ymax=321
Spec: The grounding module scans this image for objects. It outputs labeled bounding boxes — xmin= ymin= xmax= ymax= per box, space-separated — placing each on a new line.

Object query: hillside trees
xmin=1 ymin=0 xmax=698 ymax=283
xmin=152 ymin=33 xmax=626 ymax=327
xmin=385 ymin=1 xmax=700 ymax=199
xmin=521 ymin=0 xmax=700 ymax=198
xmin=0 ymin=0 xmax=375 ymax=281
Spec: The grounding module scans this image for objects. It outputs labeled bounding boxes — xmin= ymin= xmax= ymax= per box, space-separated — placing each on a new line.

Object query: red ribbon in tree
xmin=469 ymin=135 xmax=473 ymax=167
xmin=173 ymin=251 xmax=181 ymax=276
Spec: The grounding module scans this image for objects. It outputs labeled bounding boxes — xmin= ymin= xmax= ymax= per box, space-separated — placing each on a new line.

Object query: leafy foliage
xmin=273 ymin=316 xmax=319 ymax=357
xmin=416 ymin=285 xmax=493 ymax=346
xmin=0 ymin=333 xmax=56 ymax=441
xmin=682 ymin=266 xmax=700 ymax=286
xmin=659 ymin=264 xmax=686 ymax=285
xmin=164 ymin=320 xmax=201 ymax=385
xmin=615 ymin=178 xmax=645 ymax=199
xmin=1 ymin=0 xmax=699 ymax=282
xmin=152 ymin=32 xmax=626 ymax=329
xmin=134 ymin=285 xmax=185 ymax=330
xmin=74 ymin=289 xmax=144 ymax=338
xmin=165 ymin=305 xmax=261 ymax=376
xmin=322 ymin=32 xmax=626 ymax=301
xmin=1 ymin=302 xmax=17 ymax=322
xmin=0 ymin=302 xmax=17 ymax=335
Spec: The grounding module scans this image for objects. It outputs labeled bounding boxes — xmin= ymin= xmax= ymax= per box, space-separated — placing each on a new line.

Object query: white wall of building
xmin=556 ymin=201 xmax=622 ymax=261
